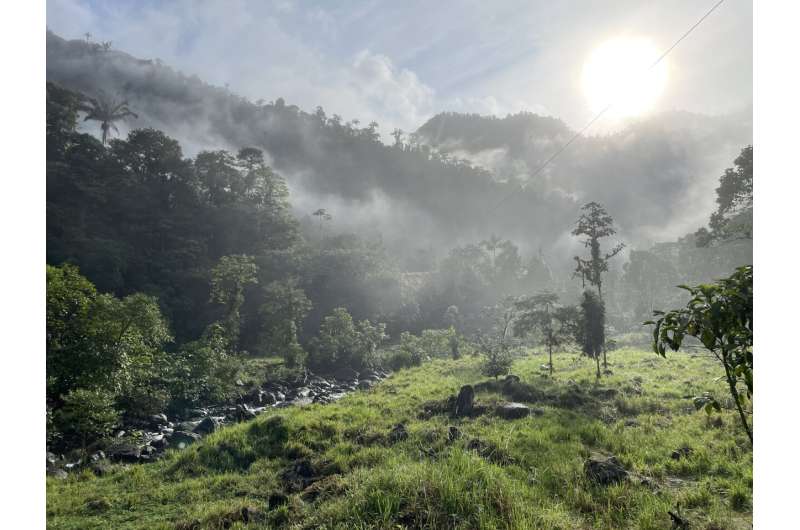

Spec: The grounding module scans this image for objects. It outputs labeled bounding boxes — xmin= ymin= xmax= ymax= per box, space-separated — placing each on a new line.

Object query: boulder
xmin=295 ymin=387 xmax=314 ymax=398
xmin=388 ymin=423 xmax=409 ymax=444
xmin=107 ymin=443 xmax=142 ymax=463
xmin=47 ymin=468 xmax=68 ymax=479
xmin=447 ymin=426 xmax=462 ymax=443
xmin=149 ymin=413 xmax=168 ymax=428
xmin=151 ymin=435 xmax=169 ymax=450
xmin=585 ymin=455 xmax=628 ymax=485
xmin=168 ymin=430 xmax=202 ymax=449
xmin=496 ymin=402 xmax=530 ymax=420
xmin=357 ymin=380 xmax=374 ymax=390
xmin=504 ymin=374 xmax=521 ymax=384
xmin=454 ymin=385 xmax=474 ymax=417
xmin=671 ymin=446 xmax=693 ymax=460
xmin=193 ymin=417 xmax=220 ymax=435
xmin=280 ymin=459 xmax=318 ymax=492
xmin=176 ymin=420 xmax=201 ymax=432
xmin=233 ymin=404 xmax=257 ymax=422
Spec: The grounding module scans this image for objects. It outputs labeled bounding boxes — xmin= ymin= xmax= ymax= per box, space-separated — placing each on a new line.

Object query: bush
xmin=308 ymin=308 xmax=387 ymax=372
xmin=384 ymin=347 xmax=421 ymax=371
xmin=53 ymin=388 xmax=120 ymax=450
xmin=116 ymin=385 xmax=171 ymax=421
xmin=480 ymin=346 xmax=513 ymax=379
xmin=166 ymin=323 xmax=239 ymax=413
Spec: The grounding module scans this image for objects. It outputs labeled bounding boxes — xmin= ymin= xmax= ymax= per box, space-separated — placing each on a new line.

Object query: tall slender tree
xmin=572 ymin=202 xmax=623 ymax=370
xmin=572 ymin=202 xmax=625 ymax=299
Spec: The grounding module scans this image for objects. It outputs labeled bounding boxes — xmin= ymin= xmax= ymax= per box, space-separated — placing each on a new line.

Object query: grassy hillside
xmin=46 ymin=349 xmax=752 ymax=529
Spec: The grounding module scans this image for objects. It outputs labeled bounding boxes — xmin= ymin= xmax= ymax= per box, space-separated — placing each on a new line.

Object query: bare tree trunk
xmin=548 ymin=343 xmax=553 ymax=375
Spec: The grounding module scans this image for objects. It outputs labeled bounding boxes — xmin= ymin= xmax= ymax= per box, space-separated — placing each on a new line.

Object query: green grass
xmin=46 ymin=348 xmax=752 ymax=529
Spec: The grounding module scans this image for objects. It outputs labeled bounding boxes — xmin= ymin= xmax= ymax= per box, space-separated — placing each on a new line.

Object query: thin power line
xmin=490 ymin=0 xmax=727 ymax=212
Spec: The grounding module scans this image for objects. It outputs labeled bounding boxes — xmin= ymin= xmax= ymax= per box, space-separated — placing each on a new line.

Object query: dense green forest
xmin=46 ymin=72 xmax=752 ymax=448
xmin=44 ymin=27 xmax=753 ymax=529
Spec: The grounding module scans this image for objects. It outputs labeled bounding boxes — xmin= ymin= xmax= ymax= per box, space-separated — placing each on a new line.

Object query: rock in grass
xmin=671 ymin=446 xmax=693 ymax=460
xmin=106 ymin=443 xmax=142 ymax=463
xmin=233 ymin=404 xmax=257 ymax=422
xmin=168 ymin=430 xmax=202 ymax=449
xmin=495 ymin=402 xmax=530 ymax=419
xmin=193 ymin=417 xmax=220 ymax=435
xmin=454 ymin=385 xmax=474 ymax=417
xmin=388 ymin=423 xmax=409 ymax=443
xmin=47 ymin=467 xmax=68 ymax=479
xmin=447 ymin=426 xmax=462 ymax=442
xmin=585 ymin=455 xmax=628 ymax=485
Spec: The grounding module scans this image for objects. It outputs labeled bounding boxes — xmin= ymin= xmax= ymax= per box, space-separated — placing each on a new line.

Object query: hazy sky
xmin=47 ymin=0 xmax=752 ymax=135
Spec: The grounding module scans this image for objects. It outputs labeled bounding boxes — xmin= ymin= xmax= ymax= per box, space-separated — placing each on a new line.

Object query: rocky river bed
xmin=46 ymin=367 xmax=392 ymax=477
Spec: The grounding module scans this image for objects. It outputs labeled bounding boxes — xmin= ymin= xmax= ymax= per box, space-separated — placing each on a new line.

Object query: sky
xmin=46 ymin=0 xmax=752 ymax=136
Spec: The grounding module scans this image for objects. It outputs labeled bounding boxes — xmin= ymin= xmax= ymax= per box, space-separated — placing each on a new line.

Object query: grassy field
xmin=46 ymin=348 xmax=752 ymax=529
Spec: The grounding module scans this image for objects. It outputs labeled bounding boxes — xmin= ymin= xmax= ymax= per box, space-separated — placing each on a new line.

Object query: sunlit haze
xmin=582 ymin=37 xmax=668 ymax=118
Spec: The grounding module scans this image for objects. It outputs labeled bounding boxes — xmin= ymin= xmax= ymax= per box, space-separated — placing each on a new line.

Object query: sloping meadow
xmin=46 ymin=349 xmax=752 ymax=529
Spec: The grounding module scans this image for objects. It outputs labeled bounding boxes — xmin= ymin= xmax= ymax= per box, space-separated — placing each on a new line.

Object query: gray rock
xmin=168 ymin=430 xmax=202 ymax=449
xmin=585 ymin=455 xmax=628 ymax=485
xmin=389 ymin=423 xmax=409 ymax=443
xmin=149 ymin=413 xmax=168 ymax=428
xmin=107 ymin=443 xmax=142 ymax=463
xmin=47 ymin=468 xmax=68 ymax=479
xmin=671 ymin=446 xmax=693 ymax=460
xmin=496 ymin=402 xmax=530 ymax=420
xmin=447 ymin=426 xmax=462 ymax=442
xmin=194 ymin=417 xmax=220 ymax=435
xmin=296 ymin=387 xmax=313 ymax=398
xmin=357 ymin=380 xmax=374 ymax=390
xmin=176 ymin=420 xmax=201 ymax=432
xmin=454 ymin=385 xmax=474 ymax=417
xmin=233 ymin=404 xmax=257 ymax=422
xmin=151 ymin=436 xmax=169 ymax=450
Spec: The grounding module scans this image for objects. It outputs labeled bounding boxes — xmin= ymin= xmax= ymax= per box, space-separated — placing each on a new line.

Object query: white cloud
xmin=349 ymin=50 xmax=435 ymax=132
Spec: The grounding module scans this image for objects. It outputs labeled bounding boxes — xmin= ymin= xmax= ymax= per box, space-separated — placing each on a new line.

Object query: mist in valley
xmin=44 ymin=2 xmax=755 ymax=527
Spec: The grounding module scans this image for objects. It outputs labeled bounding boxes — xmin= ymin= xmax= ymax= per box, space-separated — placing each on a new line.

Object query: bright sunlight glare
xmin=582 ymin=37 xmax=668 ymax=118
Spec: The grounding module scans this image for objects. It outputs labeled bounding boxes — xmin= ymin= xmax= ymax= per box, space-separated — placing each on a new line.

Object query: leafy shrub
xmin=480 ymin=346 xmax=513 ymax=379
xmin=308 ymin=308 xmax=387 ymax=372
xmin=166 ymin=323 xmax=239 ymax=413
xmin=53 ymin=388 xmax=120 ymax=449
xmin=384 ymin=347 xmax=421 ymax=371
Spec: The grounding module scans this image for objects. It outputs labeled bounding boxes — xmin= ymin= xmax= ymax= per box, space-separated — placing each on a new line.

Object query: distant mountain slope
xmin=47 ymin=31 xmax=751 ymax=262
xmin=416 ymin=109 xmax=753 ymax=246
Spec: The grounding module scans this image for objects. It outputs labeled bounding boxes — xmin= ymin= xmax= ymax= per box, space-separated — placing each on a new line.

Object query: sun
xmin=582 ymin=37 xmax=668 ymax=118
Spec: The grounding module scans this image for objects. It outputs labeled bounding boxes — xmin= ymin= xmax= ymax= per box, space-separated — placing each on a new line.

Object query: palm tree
xmin=79 ymin=93 xmax=138 ymax=145
xmin=312 ymin=208 xmax=332 ymax=237
xmin=480 ymin=234 xmax=503 ymax=265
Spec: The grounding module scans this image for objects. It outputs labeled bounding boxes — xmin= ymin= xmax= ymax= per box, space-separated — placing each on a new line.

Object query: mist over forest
xmin=46 ymin=31 xmax=751 ymax=263
xmin=44 ymin=12 xmax=754 ymax=527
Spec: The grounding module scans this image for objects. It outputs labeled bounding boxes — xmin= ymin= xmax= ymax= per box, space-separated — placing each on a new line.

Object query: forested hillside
xmin=45 ymin=21 xmax=753 ymax=529
xmin=46 ymin=31 xmax=751 ymax=261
